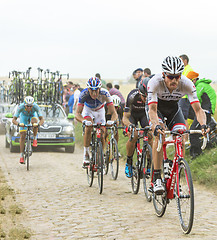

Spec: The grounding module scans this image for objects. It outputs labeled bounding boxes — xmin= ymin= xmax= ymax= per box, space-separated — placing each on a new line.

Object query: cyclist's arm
xmin=148 ymin=102 xmax=160 ymax=130
xmin=122 ymin=111 xmax=131 ymax=127
xmin=107 ymin=103 xmax=118 ymax=122
xmin=191 ymin=101 xmax=207 ymax=128
xmin=38 ymin=116 xmax=44 ymax=126
xmin=75 ymin=103 xmax=84 ymax=123
xmin=12 ymin=116 xmax=19 ymax=126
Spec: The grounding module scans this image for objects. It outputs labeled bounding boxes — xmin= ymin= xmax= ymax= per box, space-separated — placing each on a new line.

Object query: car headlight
xmin=62 ymin=126 xmax=74 ymax=134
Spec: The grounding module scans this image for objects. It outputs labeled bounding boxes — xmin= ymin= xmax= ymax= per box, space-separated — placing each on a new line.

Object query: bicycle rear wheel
xmin=142 ymin=144 xmax=153 ymax=202
xmin=176 ymin=158 xmax=194 ymax=234
xmin=110 ymin=138 xmax=119 ymax=180
xmin=131 ymin=153 xmax=141 ymax=194
xmin=96 ymin=141 xmax=104 ymax=194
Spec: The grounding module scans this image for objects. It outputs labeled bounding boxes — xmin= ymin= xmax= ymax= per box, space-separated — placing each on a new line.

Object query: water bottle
xmin=164 ymin=158 xmax=173 ymax=178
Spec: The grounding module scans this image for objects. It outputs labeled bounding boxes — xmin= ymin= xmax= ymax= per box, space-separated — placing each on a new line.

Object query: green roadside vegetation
xmin=0 ymin=168 xmax=31 ymax=239
xmin=75 ymin=122 xmax=217 ymax=190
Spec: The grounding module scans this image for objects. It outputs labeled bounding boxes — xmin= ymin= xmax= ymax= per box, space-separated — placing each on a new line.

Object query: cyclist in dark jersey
xmin=123 ymin=82 xmax=152 ymax=177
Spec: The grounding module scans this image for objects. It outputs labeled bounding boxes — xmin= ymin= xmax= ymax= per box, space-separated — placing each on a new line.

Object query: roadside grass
xmin=0 ymin=168 xmax=31 ymax=239
xmin=75 ymin=122 xmax=217 ymax=190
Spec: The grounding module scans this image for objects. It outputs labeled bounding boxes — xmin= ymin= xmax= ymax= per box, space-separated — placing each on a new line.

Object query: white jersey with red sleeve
xmin=147 ymin=73 xmax=199 ymax=106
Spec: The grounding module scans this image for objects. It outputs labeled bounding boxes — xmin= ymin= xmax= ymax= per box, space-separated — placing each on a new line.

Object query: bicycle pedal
xmin=148 ymin=187 xmax=153 ymax=193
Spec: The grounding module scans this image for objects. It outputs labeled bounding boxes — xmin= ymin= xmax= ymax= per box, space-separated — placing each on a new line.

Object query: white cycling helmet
xmin=24 ymin=96 xmax=34 ymax=106
xmin=111 ymin=95 xmax=121 ymax=107
xmin=162 ymin=56 xmax=184 ymax=75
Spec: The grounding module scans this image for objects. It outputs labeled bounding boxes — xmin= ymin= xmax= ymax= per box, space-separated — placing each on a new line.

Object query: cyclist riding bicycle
xmin=12 ymin=96 xmax=44 ymax=164
xmin=75 ymin=77 xmax=118 ymax=167
xmin=122 ymin=82 xmax=152 ymax=178
xmin=148 ymin=56 xmax=208 ymax=194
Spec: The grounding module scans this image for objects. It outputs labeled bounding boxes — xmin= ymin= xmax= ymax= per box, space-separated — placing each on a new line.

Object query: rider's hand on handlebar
xmin=107 ymin=120 xmax=114 ymax=126
xmin=201 ymin=124 xmax=210 ymax=135
xmin=82 ymin=120 xmax=92 ymax=127
xmin=18 ymin=123 xmax=24 ymax=127
xmin=33 ymin=123 xmax=38 ymax=127
xmin=128 ymin=123 xmax=135 ymax=132
xmin=154 ymin=124 xmax=164 ymax=136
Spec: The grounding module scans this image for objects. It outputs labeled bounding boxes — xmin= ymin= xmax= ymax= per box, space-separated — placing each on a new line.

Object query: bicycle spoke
xmin=176 ymin=158 xmax=194 ymax=234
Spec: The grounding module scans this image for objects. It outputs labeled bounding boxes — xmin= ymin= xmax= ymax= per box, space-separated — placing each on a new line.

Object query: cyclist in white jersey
xmin=75 ymin=77 xmax=118 ymax=167
xmin=148 ymin=56 xmax=208 ymax=195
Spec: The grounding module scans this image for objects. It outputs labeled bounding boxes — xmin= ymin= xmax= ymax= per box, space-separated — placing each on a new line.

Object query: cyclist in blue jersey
xmin=12 ymin=96 xmax=44 ymax=164
xmin=75 ymin=77 xmax=118 ymax=167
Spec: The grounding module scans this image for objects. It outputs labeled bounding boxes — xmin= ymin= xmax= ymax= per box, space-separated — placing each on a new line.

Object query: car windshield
xmin=39 ymin=105 xmax=66 ymax=118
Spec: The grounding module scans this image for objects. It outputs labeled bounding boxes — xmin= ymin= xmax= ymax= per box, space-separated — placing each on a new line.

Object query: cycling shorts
xmin=82 ymin=105 xmax=106 ymax=125
xmin=19 ymin=112 xmax=38 ymax=132
xmin=129 ymin=111 xmax=149 ymax=128
xmin=157 ymin=108 xmax=186 ymax=131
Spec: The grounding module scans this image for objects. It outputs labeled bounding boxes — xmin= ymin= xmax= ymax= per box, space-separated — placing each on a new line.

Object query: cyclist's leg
xmin=82 ymin=106 xmax=94 ymax=165
xmin=150 ymin=111 xmax=165 ymax=194
xmin=125 ymin=115 xmax=138 ymax=177
xmin=31 ymin=113 xmax=39 ymax=137
xmin=19 ymin=114 xmax=27 ymax=162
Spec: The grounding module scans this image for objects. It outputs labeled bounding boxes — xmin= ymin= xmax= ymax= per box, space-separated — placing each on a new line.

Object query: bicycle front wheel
xmin=142 ymin=144 xmax=153 ymax=202
xmin=176 ymin=158 xmax=194 ymax=234
xmin=131 ymin=155 xmax=141 ymax=194
xmin=104 ymin=140 xmax=110 ymax=175
xmin=86 ymin=145 xmax=94 ymax=187
xmin=96 ymin=141 xmax=104 ymax=194
xmin=110 ymin=138 xmax=119 ymax=180
xmin=26 ymin=140 xmax=30 ymax=171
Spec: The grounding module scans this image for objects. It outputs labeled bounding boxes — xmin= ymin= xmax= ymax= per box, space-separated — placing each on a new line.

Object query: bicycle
xmin=104 ymin=121 xmax=120 ymax=180
xmin=82 ymin=122 xmax=104 ymax=194
xmin=149 ymin=129 xmax=207 ymax=234
xmin=129 ymin=125 xmax=153 ymax=199
xmin=18 ymin=123 xmax=39 ymax=171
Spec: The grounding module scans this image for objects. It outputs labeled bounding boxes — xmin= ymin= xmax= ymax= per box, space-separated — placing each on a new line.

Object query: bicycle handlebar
xmin=157 ymin=130 xmax=208 ymax=152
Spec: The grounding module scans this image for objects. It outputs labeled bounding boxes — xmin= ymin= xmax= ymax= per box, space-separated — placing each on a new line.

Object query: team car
xmin=5 ymin=103 xmax=75 ymax=153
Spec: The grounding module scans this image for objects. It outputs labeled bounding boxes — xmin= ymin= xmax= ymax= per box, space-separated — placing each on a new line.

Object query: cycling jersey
xmin=148 ymin=73 xmax=199 ymax=110
xmin=14 ymin=102 xmax=42 ymax=118
xmin=125 ymin=89 xmax=146 ymax=113
xmin=124 ymin=89 xmax=148 ymax=127
xmin=147 ymin=73 xmax=199 ymax=130
xmin=78 ymin=88 xmax=112 ymax=111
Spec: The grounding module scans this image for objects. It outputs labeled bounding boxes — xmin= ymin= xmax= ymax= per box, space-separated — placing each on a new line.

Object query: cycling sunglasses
xmin=26 ymin=105 xmax=33 ymax=107
xmin=165 ymin=74 xmax=181 ymax=80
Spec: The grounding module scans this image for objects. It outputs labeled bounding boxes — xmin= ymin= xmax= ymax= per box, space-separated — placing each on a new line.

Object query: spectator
xmin=143 ymin=68 xmax=152 ymax=78
xmin=68 ymin=88 xmax=74 ymax=113
xmin=114 ymin=84 xmax=120 ymax=90
xmin=187 ymin=71 xmax=216 ymax=159
xmin=67 ymin=81 xmax=74 ymax=92
xmin=133 ymin=68 xmax=143 ymax=88
xmin=179 ymin=54 xmax=193 ymax=76
xmin=179 ymin=54 xmax=194 ymax=129
xmin=95 ymin=73 xmax=107 ymax=88
xmin=73 ymin=84 xmax=81 ymax=113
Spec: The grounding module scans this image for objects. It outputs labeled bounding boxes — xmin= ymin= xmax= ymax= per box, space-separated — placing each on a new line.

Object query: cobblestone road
xmin=0 ymin=135 xmax=217 ymax=240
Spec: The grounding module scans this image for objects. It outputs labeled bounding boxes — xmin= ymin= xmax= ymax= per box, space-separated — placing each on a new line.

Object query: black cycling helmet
xmin=138 ymin=79 xmax=147 ymax=96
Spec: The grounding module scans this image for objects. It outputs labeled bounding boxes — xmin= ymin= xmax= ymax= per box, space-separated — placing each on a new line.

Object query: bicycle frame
xmin=162 ymin=134 xmax=183 ymax=199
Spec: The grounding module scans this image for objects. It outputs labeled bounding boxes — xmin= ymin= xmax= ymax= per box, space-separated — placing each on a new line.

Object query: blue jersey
xmin=14 ymin=102 xmax=43 ymax=118
xmin=78 ymin=88 xmax=113 ymax=111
